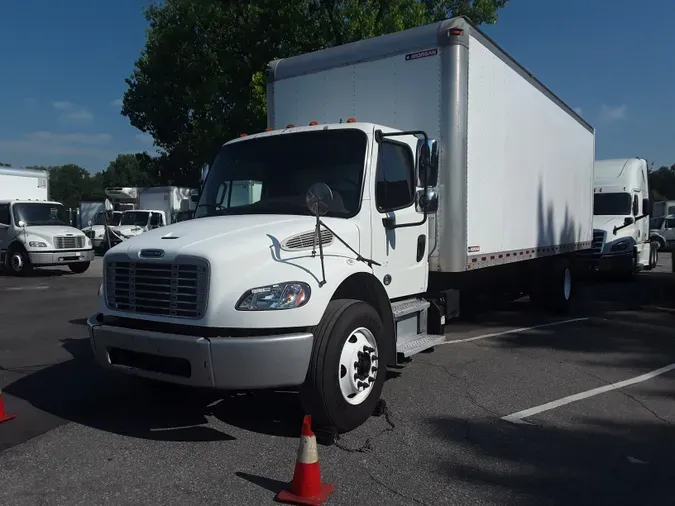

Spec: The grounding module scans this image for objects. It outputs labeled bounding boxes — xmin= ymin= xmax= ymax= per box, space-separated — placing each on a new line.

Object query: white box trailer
xmin=267 ymin=17 xmax=595 ymax=275
xmin=0 ymin=166 xmax=49 ymax=201
xmin=139 ymin=186 xmax=194 ymax=224
xmin=88 ymin=17 xmax=596 ymax=434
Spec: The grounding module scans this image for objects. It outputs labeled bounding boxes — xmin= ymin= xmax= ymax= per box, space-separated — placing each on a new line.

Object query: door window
xmin=150 ymin=213 xmax=164 ymax=228
xmin=375 ymin=141 xmax=415 ymax=212
xmin=0 ymin=204 xmax=10 ymax=225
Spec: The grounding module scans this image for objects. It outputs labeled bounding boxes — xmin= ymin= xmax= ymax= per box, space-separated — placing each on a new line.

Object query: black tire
xmin=7 ymin=244 xmax=33 ymax=276
xmin=529 ymin=259 xmax=575 ymax=313
xmin=650 ymin=242 xmax=659 ymax=268
xmin=300 ymin=299 xmax=386 ymax=433
xmin=69 ymin=261 xmax=90 ymax=274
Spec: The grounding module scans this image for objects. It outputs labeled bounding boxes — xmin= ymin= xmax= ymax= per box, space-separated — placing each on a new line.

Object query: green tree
xmin=122 ymin=0 xmax=508 ymax=185
xmin=34 ymin=164 xmax=93 ymax=209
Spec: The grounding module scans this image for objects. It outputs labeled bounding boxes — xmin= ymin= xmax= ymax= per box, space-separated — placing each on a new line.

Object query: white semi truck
xmin=88 ymin=17 xmax=595 ymax=433
xmin=0 ymin=166 xmax=94 ymax=275
xmin=585 ymin=158 xmax=656 ymax=279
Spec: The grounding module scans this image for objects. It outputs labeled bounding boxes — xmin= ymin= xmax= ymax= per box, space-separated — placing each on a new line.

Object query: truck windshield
xmin=121 ymin=211 xmax=150 ymax=226
xmin=195 ymin=129 xmax=367 ymax=219
xmin=110 ymin=212 xmax=123 ymax=226
xmin=593 ymin=193 xmax=631 ymax=216
xmin=12 ymin=202 xmax=69 ymax=226
xmin=650 ymin=217 xmax=665 ymax=229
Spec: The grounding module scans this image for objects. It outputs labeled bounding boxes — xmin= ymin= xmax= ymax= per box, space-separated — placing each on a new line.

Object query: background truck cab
xmin=0 ymin=199 xmax=94 ymax=275
xmin=589 ymin=158 xmax=655 ymax=279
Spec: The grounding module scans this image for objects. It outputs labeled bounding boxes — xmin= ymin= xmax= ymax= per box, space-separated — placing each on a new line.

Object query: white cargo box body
xmin=267 ymin=17 xmax=595 ymax=273
xmin=0 ymin=167 xmax=49 ymax=201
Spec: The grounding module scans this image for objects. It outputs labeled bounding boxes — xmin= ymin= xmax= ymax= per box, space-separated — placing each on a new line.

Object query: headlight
xmin=610 ymin=239 xmax=630 ymax=252
xmin=28 ymin=241 xmax=47 ymax=248
xmin=98 ymin=284 xmax=103 ymax=297
xmin=236 ymin=282 xmax=311 ymax=311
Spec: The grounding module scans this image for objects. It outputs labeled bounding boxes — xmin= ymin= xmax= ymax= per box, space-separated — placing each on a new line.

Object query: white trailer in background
xmin=0 ymin=166 xmax=49 ymax=200
xmin=0 ymin=166 xmax=93 ymax=275
xmin=88 ymin=17 xmax=595 ymax=434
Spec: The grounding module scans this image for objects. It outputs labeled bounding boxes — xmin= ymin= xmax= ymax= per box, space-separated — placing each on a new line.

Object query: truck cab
xmin=589 ymin=158 xmax=654 ymax=279
xmin=82 ymin=210 xmax=123 ymax=249
xmin=0 ymin=199 xmax=94 ymax=275
xmin=111 ymin=209 xmax=167 ymax=239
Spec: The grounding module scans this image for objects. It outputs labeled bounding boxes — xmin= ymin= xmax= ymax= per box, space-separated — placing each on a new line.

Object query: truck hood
xmin=109 ymin=224 xmax=147 ymax=238
xmin=108 ymin=214 xmax=361 ymax=264
xmin=25 ymin=225 xmax=86 ymax=240
xmin=592 ymin=215 xmax=637 ymax=238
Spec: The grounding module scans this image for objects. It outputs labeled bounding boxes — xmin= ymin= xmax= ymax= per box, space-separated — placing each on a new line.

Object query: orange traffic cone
xmin=0 ymin=390 xmax=16 ymax=423
xmin=275 ymin=415 xmax=334 ymax=506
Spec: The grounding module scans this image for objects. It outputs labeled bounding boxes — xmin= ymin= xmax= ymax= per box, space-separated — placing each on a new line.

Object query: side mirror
xmin=624 ymin=217 xmax=634 ymax=226
xmin=416 ymin=138 xmax=439 ymax=187
xmin=416 ymin=188 xmax=439 ymax=214
xmin=18 ymin=220 xmax=25 ymax=227
xmin=191 ymin=194 xmax=199 ymax=203
xmin=200 ymin=164 xmax=210 ymax=186
xmin=642 ymin=198 xmax=651 ymax=216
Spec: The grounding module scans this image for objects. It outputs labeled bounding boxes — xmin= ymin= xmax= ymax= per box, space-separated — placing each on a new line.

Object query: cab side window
xmin=375 ymin=141 xmax=415 ymax=212
xmin=0 ymin=204 xmax=10 ymax=225
xmin=150 ymin=213 xmax=164 ymax=228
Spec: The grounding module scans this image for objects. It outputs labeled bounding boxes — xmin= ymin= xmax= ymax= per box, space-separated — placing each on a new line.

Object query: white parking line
xmin=3 ymin=285 xmax=50 ymax=292
xmin=441 ymin=317 xmax=589 ymax=345
xmin=502 ymin=362 xmax=675 ymax=425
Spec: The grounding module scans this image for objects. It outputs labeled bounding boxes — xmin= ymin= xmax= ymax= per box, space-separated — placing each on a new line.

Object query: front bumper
xmin=580 ymin=251 xmax=633 ymax=272
xmin=87 ymin=314 xmax=314 ymax=390
xmin=29 ymin=248 xmax=95 ymax=266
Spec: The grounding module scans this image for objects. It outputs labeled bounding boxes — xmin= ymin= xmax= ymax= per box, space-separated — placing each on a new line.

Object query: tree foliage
xmin=30 ymin=153 xmax=162 ymax=208
xmin=122 ymin=0 xmax=509 ymax=185
xmin=649 ymin=165 xmax=675 ymax=201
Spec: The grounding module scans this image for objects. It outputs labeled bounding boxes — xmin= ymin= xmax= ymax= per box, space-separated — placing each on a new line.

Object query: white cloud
xmin=136 ymin=133 xmax=154 ymax=145
xmin=600 ymin=104 xmax=627 ymax=122
xmin=111 ymin=98 xmax=123 ymax=107
xmin=52 ymin=100 xmax=94 ymax=124
xmin=52 ymin=101 xmax=74 ymax=110
xmin=573 ymin=107 xmax=583 ymax=116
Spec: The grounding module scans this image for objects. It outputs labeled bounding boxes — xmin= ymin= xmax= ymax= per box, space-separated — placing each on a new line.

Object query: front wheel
xmin=529 ymin=259 xmax=575 ymax=313
xmin=69 ymin=261 xmax=90 ymax=274
xmin=7 ymin=246 xmax=33 ymax=276
xmin=300 ymin=299 xmax=386 ymax=433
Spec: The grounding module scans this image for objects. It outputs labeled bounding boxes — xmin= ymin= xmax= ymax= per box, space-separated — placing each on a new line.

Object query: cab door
xmin=0 ymin=204 xmax=11 ymax=258
xmin=369 ymin=138 xmax=428 ymax=299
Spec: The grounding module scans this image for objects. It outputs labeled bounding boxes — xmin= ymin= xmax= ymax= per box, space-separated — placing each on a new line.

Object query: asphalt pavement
xmin=1 ymin=256 xmax=675 ymax=505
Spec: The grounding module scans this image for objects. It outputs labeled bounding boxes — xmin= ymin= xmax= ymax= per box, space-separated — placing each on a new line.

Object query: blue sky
xmin=1 ymin=0 xmax=673 ymax=172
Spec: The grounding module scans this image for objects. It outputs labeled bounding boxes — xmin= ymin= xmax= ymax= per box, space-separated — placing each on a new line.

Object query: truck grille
xmin=54 ymin=235 xmax=85 ymax=249
xmin=591 ymin=230 xmax=605 ymax=254
xmin=105 ymin=260 xmax=208 ymax=319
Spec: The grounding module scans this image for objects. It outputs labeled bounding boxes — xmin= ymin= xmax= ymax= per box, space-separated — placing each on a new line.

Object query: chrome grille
xmin=105 ymin=260 xmax=208 ymax=319
xmin=54 ymin=235 xmax=85 ymax=249
xmin=591 ymin=230 xmax=605 ymax=254
xmin=282 ymin=229 xmax=334 ymax=251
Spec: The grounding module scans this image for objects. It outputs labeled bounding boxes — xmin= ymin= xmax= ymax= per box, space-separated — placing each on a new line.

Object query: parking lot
xmin=1 ymin=257 xmax=674 ymax=505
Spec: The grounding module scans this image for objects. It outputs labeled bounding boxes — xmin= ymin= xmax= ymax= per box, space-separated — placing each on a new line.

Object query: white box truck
xmin=583 ymin=158 xmax=657 ymax=279
xmin=0 ymin=166 xmax=94 ymax=275
xmin=88 ymin=17 xmax=595 ymax=433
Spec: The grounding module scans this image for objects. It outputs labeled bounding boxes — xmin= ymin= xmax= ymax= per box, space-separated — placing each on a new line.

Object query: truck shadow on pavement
xmin=3 ymin=335 xmax=403 ymax=446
